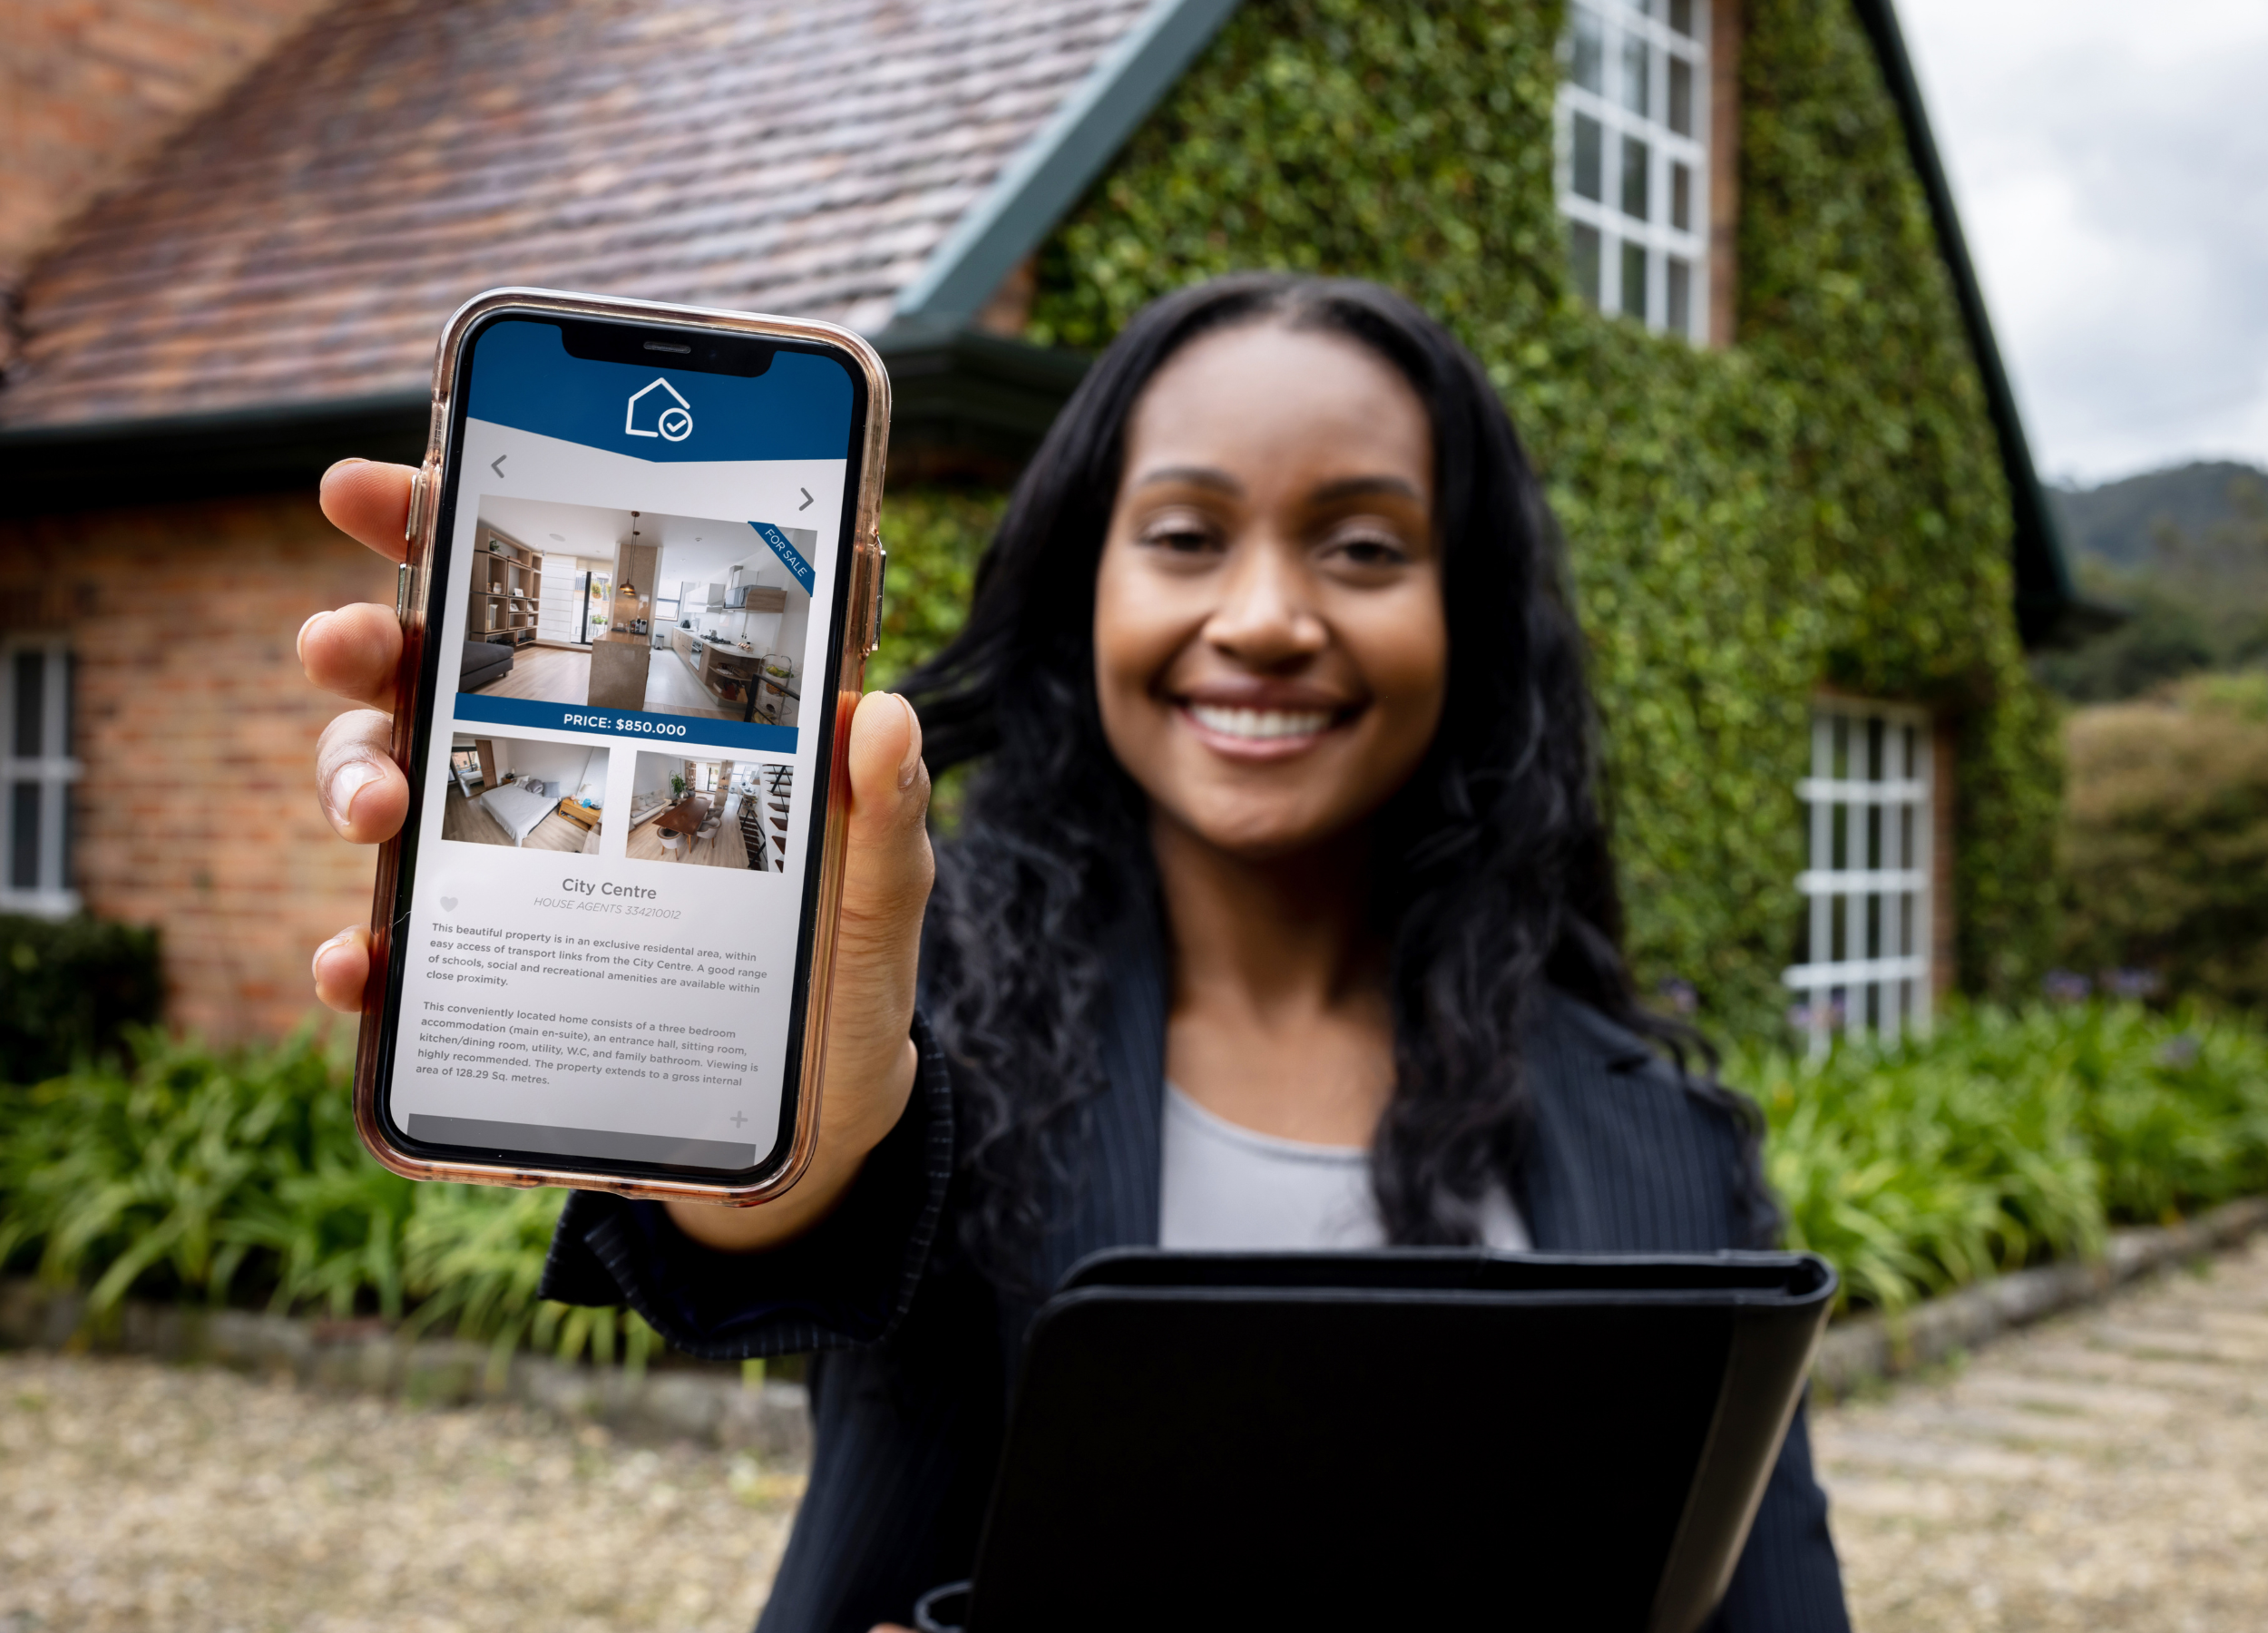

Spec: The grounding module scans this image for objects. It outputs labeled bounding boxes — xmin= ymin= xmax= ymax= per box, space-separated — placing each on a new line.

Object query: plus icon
xmin=730 ymin=1110 xmax=748 ymax=1128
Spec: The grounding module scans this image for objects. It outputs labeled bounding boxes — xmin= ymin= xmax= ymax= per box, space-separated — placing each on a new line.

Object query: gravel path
xmin=0 ymin=1356 xmax=802 ymax=1632
xmin=1817 ymin=1234 xmax=2268 ymax=1631
xmin=5 ymin=1239 xmax=2263 ymax=1631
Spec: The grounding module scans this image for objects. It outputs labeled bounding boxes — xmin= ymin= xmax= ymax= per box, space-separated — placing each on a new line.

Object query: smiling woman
xmin=1096 ymin=326 xmax=1446 ymax=880
xmin=304 ymin=274 xmax=1848 ymax=1631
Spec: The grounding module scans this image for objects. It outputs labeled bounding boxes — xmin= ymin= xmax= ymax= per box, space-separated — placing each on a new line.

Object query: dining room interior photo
xmin=441 ymin=734 xmax=607 ymax=852
xmin=455 ymin=494 xmax=810 ymax=730
xmin=625 ymin=751 xmax=792 ymax=870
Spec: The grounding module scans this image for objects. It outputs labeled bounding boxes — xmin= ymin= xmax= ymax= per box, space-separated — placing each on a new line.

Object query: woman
xmin=304 ymin=275 xmax=1848 ymax=1631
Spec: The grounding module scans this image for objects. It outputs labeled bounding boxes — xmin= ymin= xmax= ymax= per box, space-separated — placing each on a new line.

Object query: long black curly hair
xmin=900 ymin=273 xmax=1762 ymax=1280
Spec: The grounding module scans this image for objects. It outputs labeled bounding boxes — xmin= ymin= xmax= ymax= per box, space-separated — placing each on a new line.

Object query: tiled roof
xmin=0 ymin=0 xmax=1156 ymax=430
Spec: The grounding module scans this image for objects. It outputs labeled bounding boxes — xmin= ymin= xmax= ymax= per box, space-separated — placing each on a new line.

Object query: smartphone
xmin=352 ymin=288 xmax=889 ymax=1203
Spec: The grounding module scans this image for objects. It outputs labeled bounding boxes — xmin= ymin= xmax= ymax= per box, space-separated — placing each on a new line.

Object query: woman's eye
xmin=1137 ymin=517 xmax=1219 ymax=554
xmin=1327 ymin=533 xmax=1413 ymax=569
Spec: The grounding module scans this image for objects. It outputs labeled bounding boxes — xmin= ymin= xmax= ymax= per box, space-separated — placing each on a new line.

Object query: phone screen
xmin=374 ymin=312 xmax=867 ymax=1181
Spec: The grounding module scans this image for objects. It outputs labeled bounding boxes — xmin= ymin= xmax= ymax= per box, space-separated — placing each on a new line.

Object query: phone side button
xmin=867 ymin=543 xmax=887 ymax=654
xmin=396 ymin=561 xmax=413 ymax=621
xmin=406 ymin=468 xmax=426 ymax=543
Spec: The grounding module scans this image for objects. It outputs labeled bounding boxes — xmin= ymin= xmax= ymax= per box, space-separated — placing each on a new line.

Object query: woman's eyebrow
xmin=1131 ymin=464 xmax=1243 ymax=495
xmin=1307 ymin=474 xmax=1425 ymax=505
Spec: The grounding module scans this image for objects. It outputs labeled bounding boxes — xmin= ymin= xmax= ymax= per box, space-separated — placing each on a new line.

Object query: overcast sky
xmin=1896 ymin=0 xmax=2268 ymax=486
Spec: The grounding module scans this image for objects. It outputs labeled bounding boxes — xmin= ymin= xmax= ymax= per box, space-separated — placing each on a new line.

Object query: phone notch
xmin=558 ymin=318 xmax=777 ymax=377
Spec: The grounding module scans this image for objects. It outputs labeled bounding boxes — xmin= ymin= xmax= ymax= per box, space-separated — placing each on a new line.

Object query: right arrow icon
xmin=797 ymin=488 xmax=813 ymax=511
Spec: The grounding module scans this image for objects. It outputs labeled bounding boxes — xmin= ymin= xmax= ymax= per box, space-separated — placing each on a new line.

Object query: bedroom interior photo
xmin=443 ymin=735 xmax=608 ymax=852
xmin=457 ymin=495 xmax=812 ymax=730
xmin=626 ymin=751 xmax=792 ymax=869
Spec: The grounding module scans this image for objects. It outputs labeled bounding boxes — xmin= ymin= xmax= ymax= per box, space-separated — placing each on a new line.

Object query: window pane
xmin=1573 ymin=113 xmax=1603 ymax=201
xmin=10 ymin=781 xmax=38 ymax=889
xmin=1669 ymin=0 xmax=1695 ymax=35
xmin=62 ymin=651 xmax=75 ymax=758
xmin=12 ymin=651 xmax=43 ymax=758
xmin=1668 ymin=55 xmax=1694 ymax=135
xmin=1619 ymin=134 xmax=1649 ymax=220
xmin=1620 ymin=33 xmax=1649 ymax=116
xmin=1667 ymin=256 xmax=1693 ymax=334
xmin=1620 ymin=241 xmax=1648 ymax=319
xmin=58 ymin=783 xmax=72 ymax=897
xmin=1571 ymin=8 xmax=1604 ymax=92
xmin=1570 ymin=222 xmax=1602 ymax=305
xmin=1672 ymin=161 xmax=1693 ymax=230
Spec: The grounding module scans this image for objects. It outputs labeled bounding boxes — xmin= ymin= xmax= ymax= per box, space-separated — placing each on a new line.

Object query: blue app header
xmin=465 ymin=319 xmax=855 ymax=463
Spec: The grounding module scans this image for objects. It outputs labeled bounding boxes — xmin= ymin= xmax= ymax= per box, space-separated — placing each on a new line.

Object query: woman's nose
xmin=1200 ymin=541 xmax=1327 ymax=667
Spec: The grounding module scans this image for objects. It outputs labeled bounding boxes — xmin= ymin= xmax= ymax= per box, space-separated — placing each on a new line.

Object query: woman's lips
xmin=1178 ymin=700 xmax=1351 ymax=759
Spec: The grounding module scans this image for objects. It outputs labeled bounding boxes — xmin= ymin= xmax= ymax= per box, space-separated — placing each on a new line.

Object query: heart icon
xmin=439 ymin=896 xmax=459 ymax=912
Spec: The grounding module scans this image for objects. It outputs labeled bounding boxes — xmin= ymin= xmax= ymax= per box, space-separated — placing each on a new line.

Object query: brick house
xmin=0 ymin=0 xmax=2084 ymax=1045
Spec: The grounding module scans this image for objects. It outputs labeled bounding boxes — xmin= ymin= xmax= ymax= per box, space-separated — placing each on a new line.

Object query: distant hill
xmin=2035 ymin=460 xmax=2268 ymax=704
xmin=2050 ymin=461 xmax=2268 ymax=568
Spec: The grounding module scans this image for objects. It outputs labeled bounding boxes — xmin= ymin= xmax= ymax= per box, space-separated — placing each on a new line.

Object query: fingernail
xmin=894 ymin=695 xmax=923 ymax=790
xmin=311 ymin=931 xmax=349 ymax=983
xmin=327 ymin=759 xmax=381 ymax=826
xmin=297 ymin=610 xmax=329 ymax=663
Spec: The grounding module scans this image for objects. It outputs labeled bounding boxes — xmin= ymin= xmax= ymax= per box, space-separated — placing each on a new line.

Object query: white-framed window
xmin=1 ymin=639 xmax=82 ymax=918
xmin=1557 ymin=0 xmax=1711 ymax=339
xmin=1784 ymin=698 xmax=1934 ymax=1053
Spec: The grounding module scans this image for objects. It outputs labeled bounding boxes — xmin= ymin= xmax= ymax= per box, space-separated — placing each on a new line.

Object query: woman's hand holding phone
xmin=303 ymin=458 xmax=934 ymax=1249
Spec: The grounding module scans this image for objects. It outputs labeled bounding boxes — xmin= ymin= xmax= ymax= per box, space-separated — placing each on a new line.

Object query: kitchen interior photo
xmin=626 ymin=752 xmax=794 ymax=870
xmin=442 ymin=735 xmax=606 ymax=852
xmin=456 ymin=495 xmax=810 ymax=727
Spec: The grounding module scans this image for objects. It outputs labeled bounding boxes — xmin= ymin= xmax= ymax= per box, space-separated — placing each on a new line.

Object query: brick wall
xmin=0 ymin=0 xmax=334 ymax=288
xmin=0 ymin=494 xmax=391 ymax=1041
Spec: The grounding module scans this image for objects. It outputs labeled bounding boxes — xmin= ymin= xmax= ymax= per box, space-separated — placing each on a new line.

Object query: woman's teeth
xmin=1188 ymin=704 xmax=1334 ymax=740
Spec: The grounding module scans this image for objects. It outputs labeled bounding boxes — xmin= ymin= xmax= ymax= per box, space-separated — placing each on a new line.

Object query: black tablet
xmin=931 ymin=1250 xmax=1834 ymax=1633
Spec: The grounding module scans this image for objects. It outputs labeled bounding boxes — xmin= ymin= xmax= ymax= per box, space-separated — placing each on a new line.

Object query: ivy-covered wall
xmin=877 ymin=0 xmax=2062 ymax=1038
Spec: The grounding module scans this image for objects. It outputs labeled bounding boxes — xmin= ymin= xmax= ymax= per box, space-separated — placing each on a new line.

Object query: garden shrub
xmin=1747 ymin=1000 xmax=2268 ymax=1314
xmin=6 ymin=1008 xmax=2265 ymax=1337
xmin=0 ymin=1029 xmax=651 ymax=1370
xmin=0 ymin=914 xmax=164 ymax=1083
xmin=2060 ymin=673 xmax=2268 ymax=1009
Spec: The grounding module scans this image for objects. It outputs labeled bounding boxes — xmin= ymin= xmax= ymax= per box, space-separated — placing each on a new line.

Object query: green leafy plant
xmin=1747 ymin=1000 xmax=2268 ymax=1315
xmin=0 ymin=1031 xmax=653 ymax=1366
xmin=0 ymin=914 xmax=164 ymax=1084
xmin=10 ymin=1006 xmax=2267 ymax=1343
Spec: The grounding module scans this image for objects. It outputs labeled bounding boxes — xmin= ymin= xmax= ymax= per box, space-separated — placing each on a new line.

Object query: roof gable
xmin=0 ymin=0 xmax=1161 ymax=429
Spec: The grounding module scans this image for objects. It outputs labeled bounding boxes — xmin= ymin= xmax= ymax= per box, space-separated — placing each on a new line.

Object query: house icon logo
xmin=625 ymin=377 xmax=693 ymax=443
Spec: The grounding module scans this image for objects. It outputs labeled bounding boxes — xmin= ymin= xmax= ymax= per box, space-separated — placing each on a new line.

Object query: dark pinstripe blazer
xmin=541 ymin=923 xmax=1850 ymax=1633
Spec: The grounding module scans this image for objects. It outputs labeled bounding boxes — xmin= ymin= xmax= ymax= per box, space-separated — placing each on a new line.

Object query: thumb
xmin=816 ymin=691 xmax=934 ymax=1140
xmin=826 ymin=690 xmax=934 ymax=1035
xmin=840 ymin=689 xmax=934 ymax=929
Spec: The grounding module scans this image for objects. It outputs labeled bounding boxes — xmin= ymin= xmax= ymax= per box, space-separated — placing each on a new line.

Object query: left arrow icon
xmin=491 ymin=455 xmax=507 ymax=478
